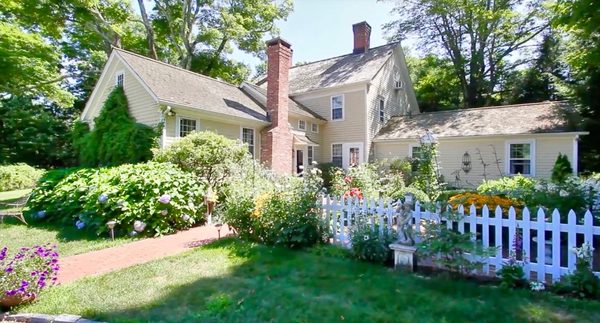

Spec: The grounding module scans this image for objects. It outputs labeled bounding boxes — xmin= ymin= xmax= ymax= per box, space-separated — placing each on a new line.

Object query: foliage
xmin=412 ymin=139 xmax=443 ymax=201
xmin=383 ymin=174 xmax=430 ymax=203
xmin=0 ymin=96 xmax=77 ymax=167
xmin=389 ymin=158 xmax=415 ymax=186
xmin=220 ymin=166 xmax=326 ymax=249
xmin=316 ymin=162 xmax=337 ymax=189
xmin=418 ymin=211 xmax=496 ymax=276
xmin=555 ymin=242 xmax=600 ymax=299
xmin=551 ymin=153 xmax=574 ymax=184
xmin=477 ymin=175 xmax=536 ymax=202
xmin=0 ymin=244 xmax=59 ymax=303
xmin=28 ymin=162 xmax=205 ymax=237
xmin=349 ymin=221 xmax=396 ymax=264
xmin=406 ymin=54 xmax=462 ymax=111
xmin=0 ymin=164 xmax=44 ymax=192
xmin=153 ymin=131 xmax=250 ymax=192
xmin=75 ymin=87 xmax=158 ymax=166
xmin=385 ymin=0 xmax=548 ymax=108
xmin=496 ymin=232 xmax=526 ymax=289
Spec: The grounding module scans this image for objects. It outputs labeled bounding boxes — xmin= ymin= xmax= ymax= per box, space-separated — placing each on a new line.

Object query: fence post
xmin=536 ymin=208 xmax=546 ymax=282
xmin=482 ymin=204 xmax=490 ymax=275
xmin=551 ymin=209 xmax=561 ymax=282
xmin=331 ymin=197 xmax=338 ymax=245
xmin=508 ymin=207 xmax=517 ymax=255
xmin=458 ymin=204 xmax=465 ymax=234
xmin=567 ymin=210 xmax=576 ymax=271
xmin=469 ymin=204 xmax=477 ymax=242
xmin=494 ymin=205 xmax=503 ymax=273
xmin=522 ymin=207 xmax=531 ymax=280
xmin=414 ymin=201 xmax=422 ymax=243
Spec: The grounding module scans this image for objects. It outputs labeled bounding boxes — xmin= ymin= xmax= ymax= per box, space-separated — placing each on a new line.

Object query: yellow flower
xmin=253 ymin=193 xmax=271 ymax=218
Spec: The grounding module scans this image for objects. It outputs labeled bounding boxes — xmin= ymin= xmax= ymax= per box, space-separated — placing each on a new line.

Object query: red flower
xmin=343 ymin=187 xmax=363 ymax=199
xmin=344 ymin=176 xmax=352 ymax=184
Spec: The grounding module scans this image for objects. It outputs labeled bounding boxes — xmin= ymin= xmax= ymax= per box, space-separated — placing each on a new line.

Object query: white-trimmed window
xmin=298 ymin=120 xmax=306 ymax=130
xmin=331 ymin=95 xmax=344 ymax=120
xmin=178 ymin=117 xmax=197 ymax=137
xmin=241 ymin=128 xmax=255 ymax=157
xmin=379 ymin=98 xmax=385 ymax=122
xmin=311 ymin=123 xmax=319 ymax=133
xmin=116 ymin=72 xmax=124 ymax=87
xmin=332 ymin=144 xmax=343 ymax=167
xmin=409 ymin=144 xmax=422 ymax=172
xmin=308 ymin=146 xmax=314 ymax=164
xmin=506 ymin=140 xmax=535 ymax=176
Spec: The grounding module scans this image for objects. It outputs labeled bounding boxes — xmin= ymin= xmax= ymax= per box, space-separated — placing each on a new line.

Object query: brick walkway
xmin=58 ymin=225 xmax=230 ymax=284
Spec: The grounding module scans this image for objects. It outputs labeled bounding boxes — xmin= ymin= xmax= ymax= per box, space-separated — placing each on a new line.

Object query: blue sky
xmin=232 ymin=0 xmax=400 ymax=67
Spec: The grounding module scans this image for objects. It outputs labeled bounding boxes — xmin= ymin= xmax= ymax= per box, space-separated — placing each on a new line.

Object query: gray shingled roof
xmin=242 ymin=82 xmax=325 ymax=120
xmin=115 ymin=49 xmax=269 ymax=122
xmin=375 ymin=101 xmax=581 ymax=141
xmin=258 ymin=43 xmax=397 ymax=94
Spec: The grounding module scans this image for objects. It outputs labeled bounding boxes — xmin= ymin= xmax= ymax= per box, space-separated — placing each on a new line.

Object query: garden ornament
xmin=204 ymin=188 xmax=218 ymax=224
xmin=395 ymin=194 xmax=415 ymax=246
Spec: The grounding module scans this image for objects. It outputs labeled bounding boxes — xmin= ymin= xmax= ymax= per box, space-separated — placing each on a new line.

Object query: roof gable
xmin=258 ymin=43 xmax=398 ymax=95
xmin=114 ymin=49 xmax=269 ymax=123
xmin=375 ymin=101 xmax=582 ymax=140
xmin=241 ymin=82 xmax=325 ymax=120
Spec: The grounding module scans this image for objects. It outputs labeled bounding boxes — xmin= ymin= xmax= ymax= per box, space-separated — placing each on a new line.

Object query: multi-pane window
xmin=311 ymin=123 xmax=319 ymax=133
xmin=298 ymin=120 xmax=306 ymax=130
xmin=508 ymin=143 xmax=532 ymax=175
xmin=178 ymin=118 xmax=197 ymax=137
xmin=308 ymin=146 xmax=314 ymax=164
xmin=242 ymin=128 xmax=255 ymax=157
xmin=331 ymin=95 xmax=344 ymax=120
xmin=379 ymin=99 xmax=385 ymax=122
xmin=116 ymin=73 xmax=124 ymax=87
xmin=332 ymin=144 xmax=343 ymax=167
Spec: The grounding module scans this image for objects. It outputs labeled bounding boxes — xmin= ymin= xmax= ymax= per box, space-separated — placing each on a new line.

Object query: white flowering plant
xmin=556 ymin=242 xmax=600 ymax=299
xmin=349 ymin=218 xmax=396 ymax=264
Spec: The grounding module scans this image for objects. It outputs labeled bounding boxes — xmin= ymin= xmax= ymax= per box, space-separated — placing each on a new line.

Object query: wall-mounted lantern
xmin=462 ymin=151 xmax=472 ymax=173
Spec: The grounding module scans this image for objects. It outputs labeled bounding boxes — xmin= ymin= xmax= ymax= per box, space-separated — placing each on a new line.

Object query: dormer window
xmin=331 ymin=95 xmax=344 ymax=121
xmin=116 ymin=72 xmax=124 ymax=87
xmin=298 ymin=120 xmax=306 ymax=130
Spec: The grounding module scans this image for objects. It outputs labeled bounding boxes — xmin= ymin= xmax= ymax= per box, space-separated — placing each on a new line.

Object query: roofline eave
xmin=372 ymin=131 xmax=590 ymax=143
xmin=158 ymin=100 xmax=271 ymax=127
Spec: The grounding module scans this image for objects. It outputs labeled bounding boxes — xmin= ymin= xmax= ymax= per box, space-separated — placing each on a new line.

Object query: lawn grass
xmin=18 ymin=238 xmax=600 ymax=322
xmin=0 ymin=189 xmax=134 ymax=257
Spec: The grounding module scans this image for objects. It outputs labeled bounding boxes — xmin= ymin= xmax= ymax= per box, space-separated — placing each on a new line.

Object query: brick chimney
xmin=353 ymin=21 xmax=371 ymax=54
xmin=260 ymin=37 xmax=293 ymax=175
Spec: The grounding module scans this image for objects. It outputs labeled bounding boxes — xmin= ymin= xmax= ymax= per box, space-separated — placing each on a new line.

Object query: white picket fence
xmin=319 ymin=195 xmax=600 ymax=282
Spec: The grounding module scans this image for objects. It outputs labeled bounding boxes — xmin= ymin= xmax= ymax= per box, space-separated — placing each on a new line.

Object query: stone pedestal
xmin=390 ymin=243 xmax=417 ymax=272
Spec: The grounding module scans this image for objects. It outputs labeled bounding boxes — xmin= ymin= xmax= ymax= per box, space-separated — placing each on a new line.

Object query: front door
xmin=296 ymin=149 xmax=304 ymax=174
xmin=342 ymin=143 xmax=364 ymax=169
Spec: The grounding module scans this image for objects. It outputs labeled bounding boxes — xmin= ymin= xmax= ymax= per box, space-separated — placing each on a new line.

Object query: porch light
xmin=420 ymin=129 xmax=437 ymax=144
xmin=462 ymin=151 xmax=472 ymax=173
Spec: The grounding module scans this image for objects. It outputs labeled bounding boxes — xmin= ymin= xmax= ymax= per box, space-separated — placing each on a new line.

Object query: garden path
xmin=58 ymin=225 xmax=230 ymax=283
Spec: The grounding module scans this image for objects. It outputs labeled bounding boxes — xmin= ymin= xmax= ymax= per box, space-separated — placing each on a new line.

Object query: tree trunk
xmin=137 ymin=0 xmax=158 ymax=60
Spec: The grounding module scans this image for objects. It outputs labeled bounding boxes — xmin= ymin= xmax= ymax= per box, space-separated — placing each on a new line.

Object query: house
xmin=81 ymin=21 xmax=584 ymax=187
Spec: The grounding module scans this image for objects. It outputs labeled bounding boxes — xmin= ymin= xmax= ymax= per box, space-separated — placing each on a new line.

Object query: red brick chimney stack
xmin=261 ymin=37 xmax=293 ymax=175
xmin=353 ymin=21 xmax=371 ymax=54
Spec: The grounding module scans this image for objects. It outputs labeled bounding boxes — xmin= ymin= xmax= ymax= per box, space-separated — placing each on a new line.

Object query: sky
xmin=231 ymin=0 xmax=401 ymax=68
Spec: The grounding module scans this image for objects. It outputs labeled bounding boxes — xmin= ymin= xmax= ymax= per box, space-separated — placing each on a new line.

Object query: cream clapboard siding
xmin=84 ymin=56 xmax=160 ymax=126
xmin=366 ymin=46 xmax=420 ymax=161
xmin=289 ymin=116 xmax=323 ymax=162
xmin=374 ymin=134 xmax=578 ymax=188
xmin=294 ymin=88 xmax=366 ymax=163
xmin=164 ymin=109 xmax=265 ymax=158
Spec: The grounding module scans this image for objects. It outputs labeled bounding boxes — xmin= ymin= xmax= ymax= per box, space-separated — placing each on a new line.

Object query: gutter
xmin=372 ymin=131 xmax=590 ymax=143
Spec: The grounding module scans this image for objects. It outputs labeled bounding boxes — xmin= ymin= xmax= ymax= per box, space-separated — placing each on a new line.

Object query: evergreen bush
xmin=551 ymin=153 xmax=574 ymax=183
xmin=0 ymin=164 xmax=45 ymax=191
xmin=73 ymin=87 xmax=158 ymax=166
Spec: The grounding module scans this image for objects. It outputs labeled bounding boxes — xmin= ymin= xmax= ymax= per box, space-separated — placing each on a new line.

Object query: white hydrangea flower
xmin=161 ymin=209 xmax=168 ymax=216
xmin=530 ymin=281 xmax=545 ymax=292
xmin=133 ymin=220 xmax=146 ymax=232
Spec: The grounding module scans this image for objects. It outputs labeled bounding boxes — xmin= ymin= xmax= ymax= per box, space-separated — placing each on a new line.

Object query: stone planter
xmin=0 ymin=293 xmax=35 ymax=308
xmin=390 ymin=243 xmax=417 ymax=272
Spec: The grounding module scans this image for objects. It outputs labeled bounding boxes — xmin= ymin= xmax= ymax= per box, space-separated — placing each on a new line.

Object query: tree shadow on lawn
xmin=89 ymin=239 xmax=600 ymax=323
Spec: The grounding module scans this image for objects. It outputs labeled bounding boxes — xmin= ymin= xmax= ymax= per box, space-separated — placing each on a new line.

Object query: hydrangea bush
xmin=0 ymin=244 xmax=59 ymax=304
xmin=28 ymin=162 xmax=205 ymax=237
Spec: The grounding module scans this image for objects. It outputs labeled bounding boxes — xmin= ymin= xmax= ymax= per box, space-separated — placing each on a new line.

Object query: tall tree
xmin=384 ymin=0 xmax=548 ymax=108
xmin=407 ymin=54 xmax=462 ymax=111
xmin=552 ymin=0 xmax=600 ymax=171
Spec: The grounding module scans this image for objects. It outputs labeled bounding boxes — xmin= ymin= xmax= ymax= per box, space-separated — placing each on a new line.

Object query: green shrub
xmin=554 ymin=242 xmax=600 ymax=299
xmin=389 ymin=158 xmax=415 ymax=186
xmin=0 ymin=163 xmax=45 ymax=191
xmin=220 ymin=166 xmax=327 ymax=249
xmin=477 ymin=175 xmax=536 ymax=202
xmin=153 ymin=131 xmax=250 ymax=192
xmin=551 ymin=153 xmax=574 ymax=184
xmin=74 ymin=86 xmax=159 ymax=166
xmin=383 ymin=174 xmax=430 ymax=203
xmin=412 ymin=141 xmax=443 ymax=201
xmin=329 ymin=162 xmax=382 ymax=197
xmin=28 ymin=162 xmax=205 ymax=237
xmin=316 ymin=162 xmax=337 ymax=189
xmin=349 ymin=221 xmax=396 ymax=264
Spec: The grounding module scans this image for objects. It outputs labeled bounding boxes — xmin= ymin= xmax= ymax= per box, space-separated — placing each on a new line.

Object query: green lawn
xmin=18 ymin=239 xmax=600 ymax=322
xmin=1 ymin=190 xmax=133 ymax=257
